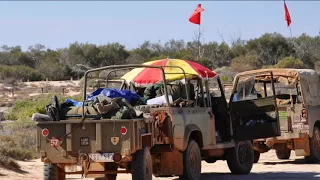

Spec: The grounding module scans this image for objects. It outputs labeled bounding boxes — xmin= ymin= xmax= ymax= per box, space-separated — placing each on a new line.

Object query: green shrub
xmin=276 ymin=57 xmax=305 ymax=69
xmin=5 ymin=93 xmax=81 ymax=121
xmin=220 ymin=75 xmax=233 ymax=83
xmin=231 ymin=54 xmax=262 ymax=72
xmin=0 ymin=65 xmax=42 ymax=85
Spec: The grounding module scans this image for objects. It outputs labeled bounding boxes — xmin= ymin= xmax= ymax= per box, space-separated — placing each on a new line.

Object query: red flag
xmin=189 ymin=4 xmax=204 ymax=25
xmin=284 ymin=1 xmax=292 ymax=27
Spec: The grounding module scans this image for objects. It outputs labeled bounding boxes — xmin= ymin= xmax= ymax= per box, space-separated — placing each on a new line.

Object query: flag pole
xmin=289 ymin=26 xmax=293 ymax=38
xmin=284 ymin=0 xmax=292 ymax=38
xmin=198 ymin=24 xmax=201 ymax=60
xmin=189 ymin=4 xmax=204 ymax=60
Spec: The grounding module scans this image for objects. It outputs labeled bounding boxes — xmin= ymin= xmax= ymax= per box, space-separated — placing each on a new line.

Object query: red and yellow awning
xmin=121 ymin=59 xmax=217 ymax=85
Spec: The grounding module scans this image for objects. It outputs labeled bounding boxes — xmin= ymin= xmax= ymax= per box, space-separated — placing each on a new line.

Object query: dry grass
xmin=0 ymin=121 xmax=37 ymax=170
xmin=0 ymin=80 xmax=88 ymax=170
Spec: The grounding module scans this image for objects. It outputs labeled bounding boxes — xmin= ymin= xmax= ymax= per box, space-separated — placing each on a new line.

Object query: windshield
xmin=273 ymin=83 xmax=297 ymax=95
xmin=231 ymin=73 xmax=300 ymax=105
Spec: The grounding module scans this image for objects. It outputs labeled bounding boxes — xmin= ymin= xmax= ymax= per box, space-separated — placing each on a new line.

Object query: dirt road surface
xmin=0 ymin=150 xmax=319 ymax=180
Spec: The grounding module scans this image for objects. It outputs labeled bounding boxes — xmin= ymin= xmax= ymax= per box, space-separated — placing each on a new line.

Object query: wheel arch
xmin=182 ymin=124 xmax=203 ymax=151
xmin=314 ymin=120 xmax=320 ymax=129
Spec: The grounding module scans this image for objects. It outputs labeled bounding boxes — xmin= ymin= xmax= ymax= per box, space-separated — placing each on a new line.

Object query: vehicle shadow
xmin=262 ymin=159 xmax=320 ymax=165
xmin=201 ymin=172 xmax=320 ymax=179
xmin=0 ymin=168 xmax=28 ymax=177
xmin=12 ymin=168 xmax=28 ymax=174
xmin=171 ymin=172 xmax=320 ymax=180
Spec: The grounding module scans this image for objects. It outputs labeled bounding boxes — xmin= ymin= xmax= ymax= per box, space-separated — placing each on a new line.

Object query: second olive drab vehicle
xmin=235 ymin=69 xmax=320 ymax=164
xmin=35 ymin=64 xmax=280 ymax=180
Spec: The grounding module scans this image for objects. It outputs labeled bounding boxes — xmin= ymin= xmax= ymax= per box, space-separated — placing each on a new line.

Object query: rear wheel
xmin=227 ymin=141 xmax=254 ymax=174
xmin=43 ymin=163 xmax=65 ymax=180
xmin=179 ymin=140 xmax=202 ymax=180
xmin=305 ymin=126 xmax=320 ymax=163
xmin=253 ymin=150 xmax=260 ymax=163
xmin=131 ymin=147 xmax=153 ymax=180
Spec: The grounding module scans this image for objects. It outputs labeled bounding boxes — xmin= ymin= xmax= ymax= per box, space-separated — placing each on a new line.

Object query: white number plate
xmin=89 ymin=153 xmax=114 ymax=162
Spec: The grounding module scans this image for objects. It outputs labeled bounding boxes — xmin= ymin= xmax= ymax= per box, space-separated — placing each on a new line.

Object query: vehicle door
xmin=208 ymin=77 xmax=232 ymax=141
xmin=229 ymin=71 xmax=280 ymax=141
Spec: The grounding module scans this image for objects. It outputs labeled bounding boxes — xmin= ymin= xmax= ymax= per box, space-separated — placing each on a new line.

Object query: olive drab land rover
xmin=34 ymin=65 xmax=280 ymax=180
xmin=238 ymin=69 xmax=320 ymax=163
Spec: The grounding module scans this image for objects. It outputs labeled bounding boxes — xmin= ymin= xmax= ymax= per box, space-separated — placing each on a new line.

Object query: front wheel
xmin=305 ymin=126 xmax=320 ymax=163
xmin=131 ymin=147 xmax=153 ymax=180
xmin=43 ymin=163 xmax=65 ymax=180
xmin=179 ymin=140 xmax=202 ymax=180
xmin=227 ymin=141 xmax=254 ymax=174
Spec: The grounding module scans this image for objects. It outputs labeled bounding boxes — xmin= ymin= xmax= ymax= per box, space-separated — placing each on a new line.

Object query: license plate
xmin=89 ymin=153 xmax=114 ymax=162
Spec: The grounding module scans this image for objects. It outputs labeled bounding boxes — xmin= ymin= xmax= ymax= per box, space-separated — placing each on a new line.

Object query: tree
xmin=98 ymin=43 xmax=130 ymax=66
xmin=246 ymin=33 xmax=294 ymax=65
xmin=0 ymin=65 xmax=42 ymax=85
xmin=27 ymin=44 xmax=47 ymax=67
xmin=0 ymin=32 xmax=319 ymax=82
xmin=36 ymin=50 xmax=66 ymax=80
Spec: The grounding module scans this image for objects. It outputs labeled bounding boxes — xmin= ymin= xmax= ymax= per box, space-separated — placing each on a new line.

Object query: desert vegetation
xmin=0 ymin=93 xmax=82 ymax=170
xmin=0 ymin=32 xmax=319 ymax=86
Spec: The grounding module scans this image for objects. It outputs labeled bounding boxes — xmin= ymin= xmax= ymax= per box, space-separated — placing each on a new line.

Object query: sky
xmin=0 ymin=1 xmax=319 ymax=50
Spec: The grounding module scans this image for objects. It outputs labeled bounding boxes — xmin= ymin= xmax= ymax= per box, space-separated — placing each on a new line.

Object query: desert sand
xmin=0 ymin=150 xmax=319 ymax=180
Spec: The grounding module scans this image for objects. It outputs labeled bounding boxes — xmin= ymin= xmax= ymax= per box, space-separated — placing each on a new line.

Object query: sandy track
xmin=0 ymin=150 xmax=319 ymax=180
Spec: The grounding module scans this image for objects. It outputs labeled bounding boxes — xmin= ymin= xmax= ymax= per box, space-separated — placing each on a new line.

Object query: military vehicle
xmin=35 ymin=65 xmax=280 ymax=180
xmin=235 ymin=69 xmax=320 ymax=163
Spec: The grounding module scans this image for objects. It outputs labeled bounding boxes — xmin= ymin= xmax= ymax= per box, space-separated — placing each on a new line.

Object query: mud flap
xmin=153 ymin=149 xmax=183 ymax=177
xmin=294 ymin=138 xmax=310 ymax=156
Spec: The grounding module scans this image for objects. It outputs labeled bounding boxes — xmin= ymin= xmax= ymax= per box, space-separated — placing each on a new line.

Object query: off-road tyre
xmin=275 ymin=148 xmax=291 ymax=160
xmin=43 ymin=163 xmax=65 ymax=180
xmin=227 ymin=141 xmax=254 ymax=174
xmin=253 ymin=150 xmax=260 ymax=163
xmin=131 ymin=147 xmax=153 ymax=180
xmin=94 ymin=163 xmax=118 ymax=180
xmin=305 ymin=126 xmax=320 ymax=163
xmin=179 ymin=140 xmax=202 ymax=180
